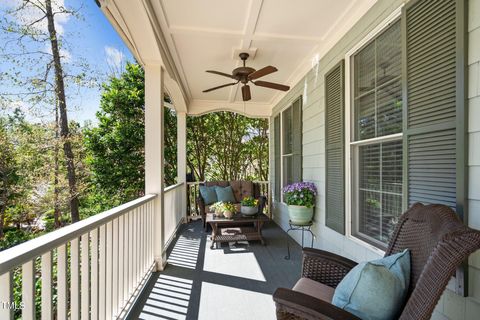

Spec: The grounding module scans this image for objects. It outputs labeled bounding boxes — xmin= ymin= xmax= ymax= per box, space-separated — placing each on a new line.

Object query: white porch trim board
xmin=145 ymin=64 xmax=166 ymax=271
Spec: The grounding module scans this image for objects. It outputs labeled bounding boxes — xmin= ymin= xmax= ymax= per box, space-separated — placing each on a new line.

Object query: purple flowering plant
xmin=282 ymin=182 xmax=317 ymax=208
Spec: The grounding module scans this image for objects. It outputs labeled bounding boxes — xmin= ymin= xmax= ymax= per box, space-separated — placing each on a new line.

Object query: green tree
xmin=186 ymin=112 xmax=269 ymax=182
xmin=84 ymin=63 xmax=178 ymax=212
xmin=0 ymin=0 xmax=97 ymax=223
xmin=0 ymin=120 xmax=18 ymax=238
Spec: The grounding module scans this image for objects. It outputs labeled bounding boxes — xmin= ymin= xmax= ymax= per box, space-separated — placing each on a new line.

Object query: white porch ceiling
xmin=101 ymin=0 xmax=377 ymax=116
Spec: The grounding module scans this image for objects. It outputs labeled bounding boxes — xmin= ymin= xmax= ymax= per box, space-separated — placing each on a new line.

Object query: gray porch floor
xmin=127 ymin=220 xmax=303 ymax=320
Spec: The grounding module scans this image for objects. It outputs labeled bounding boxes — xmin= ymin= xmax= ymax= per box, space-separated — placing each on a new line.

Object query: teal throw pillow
xmin=215 ymin=186 xmax=236 ymax=203
xmin=199 ymin=186 xmax=217 ymax=205
xmin=332 ymin=249 xmax=411 ymax=320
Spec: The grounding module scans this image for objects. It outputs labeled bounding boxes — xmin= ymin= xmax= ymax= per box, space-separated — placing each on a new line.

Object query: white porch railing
xmin=0 ymin=188 xmax=188 ymax=320
xmin=163 ymin=182 xmax=186 ymax=252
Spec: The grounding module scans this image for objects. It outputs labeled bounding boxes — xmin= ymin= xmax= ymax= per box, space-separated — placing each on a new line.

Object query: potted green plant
xmin=222 ymin=202 xmax=236 ymax=219
xmin=241 ymin=196 xmax=259 ymax=216
xmin=283 ymin=182 xmax=317 ymax=225
xmin=210 ymin=201 xmax=225 ymax=217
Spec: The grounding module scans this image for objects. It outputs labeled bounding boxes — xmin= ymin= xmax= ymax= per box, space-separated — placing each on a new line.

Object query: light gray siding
xmin=269 ymin=0 xmax=480 ymax=319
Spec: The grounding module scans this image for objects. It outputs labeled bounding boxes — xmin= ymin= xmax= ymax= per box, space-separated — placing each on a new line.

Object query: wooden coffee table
xmin=206 ymin=213 xmax=270 ymax=249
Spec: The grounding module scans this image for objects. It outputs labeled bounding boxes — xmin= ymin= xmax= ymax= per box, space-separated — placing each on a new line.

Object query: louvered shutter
xmin=325 ymin=61 xmax=345 ymax=234
xmin=403 ymin=0 xmax=467 ymax=218
xmin=403 ymin=0 xmax=467 ymax=295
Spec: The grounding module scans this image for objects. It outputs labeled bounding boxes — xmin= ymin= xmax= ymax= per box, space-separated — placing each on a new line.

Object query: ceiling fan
xmin=202 ymin=52 xmax=290 ymax=101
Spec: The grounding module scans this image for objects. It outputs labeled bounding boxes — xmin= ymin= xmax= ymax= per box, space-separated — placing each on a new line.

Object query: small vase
xmin=241 ymin=205 xmax=258 ymax=216
xmin=224 ymin=210 xmax=234 ymax=219
xmin=288 ymin=205 xmax=313 ymax=225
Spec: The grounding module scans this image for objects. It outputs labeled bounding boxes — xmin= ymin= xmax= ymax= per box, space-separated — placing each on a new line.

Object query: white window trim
xmin=344 ymin=6 xmax=403 ymax=255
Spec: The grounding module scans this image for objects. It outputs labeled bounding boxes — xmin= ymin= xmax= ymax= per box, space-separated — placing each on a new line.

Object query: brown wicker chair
xmin=273 ymin=203 xmax=480 ymax=320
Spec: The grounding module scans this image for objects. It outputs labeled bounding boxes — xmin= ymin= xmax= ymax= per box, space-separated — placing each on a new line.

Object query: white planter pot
xmin=287 ymin=205 xmax=314 ymax=225
xmin=241 ymin=205 xmax=258 ymax=215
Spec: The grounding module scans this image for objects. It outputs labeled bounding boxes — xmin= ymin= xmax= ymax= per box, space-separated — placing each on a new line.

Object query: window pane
xmin=353 ymin=20 xmax=402 ymax=141
xmin=274 ymin=116 xmax=281 ymax=201
xmin=356 ymin=92 xmax=376 ymax=140
xmin=282 ymin=106 xmax=293 ymax=154
xmin=356 ymin=140 xmax=403 ymax=244
xmin=354 ymin=41 xmax=375 ymax=97
xmin=376 ymin=21 xmax=402 ymax=86
xmin=377 ymin=80 xmax=402 ymax=136
xmin=283 ymin=155 xmax=293 ymax=188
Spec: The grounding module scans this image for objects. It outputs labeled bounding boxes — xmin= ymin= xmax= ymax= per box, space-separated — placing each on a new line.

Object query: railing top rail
xmin=0 ymin=193 xmax=157 ymax=275
xmin=186 ymin=180 xmax=268 ymax=184
xmin=164 ymin=182 xmax=184 ymax=193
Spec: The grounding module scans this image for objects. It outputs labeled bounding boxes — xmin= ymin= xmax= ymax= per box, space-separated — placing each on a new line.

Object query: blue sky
xmin=0 ymin=0 xmax=134 ymax=124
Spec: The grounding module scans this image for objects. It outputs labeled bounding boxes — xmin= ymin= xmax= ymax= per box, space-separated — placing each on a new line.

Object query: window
xmin=274 ymin=115 xmax=281 ymax=201
xmin=273 ymin=97 xmax=302 ymax=202
xmin=350 ymin=20 xmax=403 ymax=247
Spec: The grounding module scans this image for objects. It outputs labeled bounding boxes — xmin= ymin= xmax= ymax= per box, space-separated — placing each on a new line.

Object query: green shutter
xmin=274 ymin=115 xmax=281 ymax=201
xmin=403 ymin=0 xmax=467 ymax=294
xmin=325 ymin=60 xmax=345 ymax=234
xmin=292 ymin=96 xmax=303 ymax=183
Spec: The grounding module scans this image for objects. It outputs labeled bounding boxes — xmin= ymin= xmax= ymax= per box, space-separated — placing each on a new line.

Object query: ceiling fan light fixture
xmin=203 ymin=52 xmax=290 ymax=101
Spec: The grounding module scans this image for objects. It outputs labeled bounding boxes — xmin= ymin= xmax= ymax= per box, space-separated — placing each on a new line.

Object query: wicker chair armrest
xmin=302 ymin=248 xmax=358 ymax=288
xmin=273 ymin=288 xmax=360 ymax=320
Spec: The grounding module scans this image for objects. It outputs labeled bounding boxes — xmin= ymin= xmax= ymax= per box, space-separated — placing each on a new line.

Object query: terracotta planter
xmin=241 ymin=205 xmax=258 ymax=216
xmin=288 ymin=205 xmax=313 ymax=225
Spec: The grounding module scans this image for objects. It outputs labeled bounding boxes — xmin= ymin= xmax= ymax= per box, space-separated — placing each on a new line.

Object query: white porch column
xmin=177 ymin=112 xmax=187 ymax=219
xmin=145 ymin=64 xmax=166 ymax=271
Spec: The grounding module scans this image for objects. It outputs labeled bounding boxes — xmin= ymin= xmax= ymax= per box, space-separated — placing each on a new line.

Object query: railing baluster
xmin=99 ymin=225 xmax=106 ymax=320
xmin=81 ymin=233 xmax=90 ymax=320
xmin=71 ymin=238 xmax=80 ymax=320
xmin=118 ymin=214 xmax=124 ymax=308
xmin=128 ymin=210 xmax=133 ymax=294
xmin=90 ymin=228 xmax=99 ymax=320
xmin=150 ymin=201 xmax=154 ymax=262
xmin=57 ymin=245 xmax=67 ymax=320
xmin=41 ymin=251 xmax=53 ymax=320
xmin=22 ymin=260 xmax=35 ymax=320
xmin=124 ymin=212 xmax=130 ymax=303
xmin=141 ymin=204 xmax=146 ymax=273
xmin=112 ymin=218 xmax=119 ymax=316
xmin=105 ymin=221 xmax=113 ymax=319
xmin=133 ymin=208 xmax=138 ymax=286
xmin=0 ymin=271 xmax=13 ymax=320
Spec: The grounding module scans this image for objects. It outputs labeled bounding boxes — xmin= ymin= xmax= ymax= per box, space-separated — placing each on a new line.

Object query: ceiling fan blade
xmin=253 ymin=80 xmax=290 ymax=91
xmin=242 ymin=85 xmax=251 ymax=101
xmin=206 ymin=70 xmax=234 ymax=79
xmin=248 ymin=66 xmax=277 ymax=80
xmin=203 ymin=82 xmax=237 ymax=93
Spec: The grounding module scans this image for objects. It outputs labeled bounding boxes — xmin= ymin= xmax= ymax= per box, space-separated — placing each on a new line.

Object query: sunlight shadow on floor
xmin=139 ymin=275 xmax=194 ymax=320
xmin=167 ymin=236 xmax=201 ymax=269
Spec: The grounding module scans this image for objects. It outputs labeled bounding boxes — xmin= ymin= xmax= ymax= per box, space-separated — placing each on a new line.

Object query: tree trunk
xmin=0 ymin=201 xmax=5 ymax=239
xmin=54 ymin=104 xmax=61 ymax=228
xmin=45 ymin=0 xmax=80 ymax=223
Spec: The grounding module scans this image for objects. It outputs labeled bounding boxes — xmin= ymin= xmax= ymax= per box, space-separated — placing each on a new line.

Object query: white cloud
xmin=104 ymin=46 xmax=125 ymax=70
